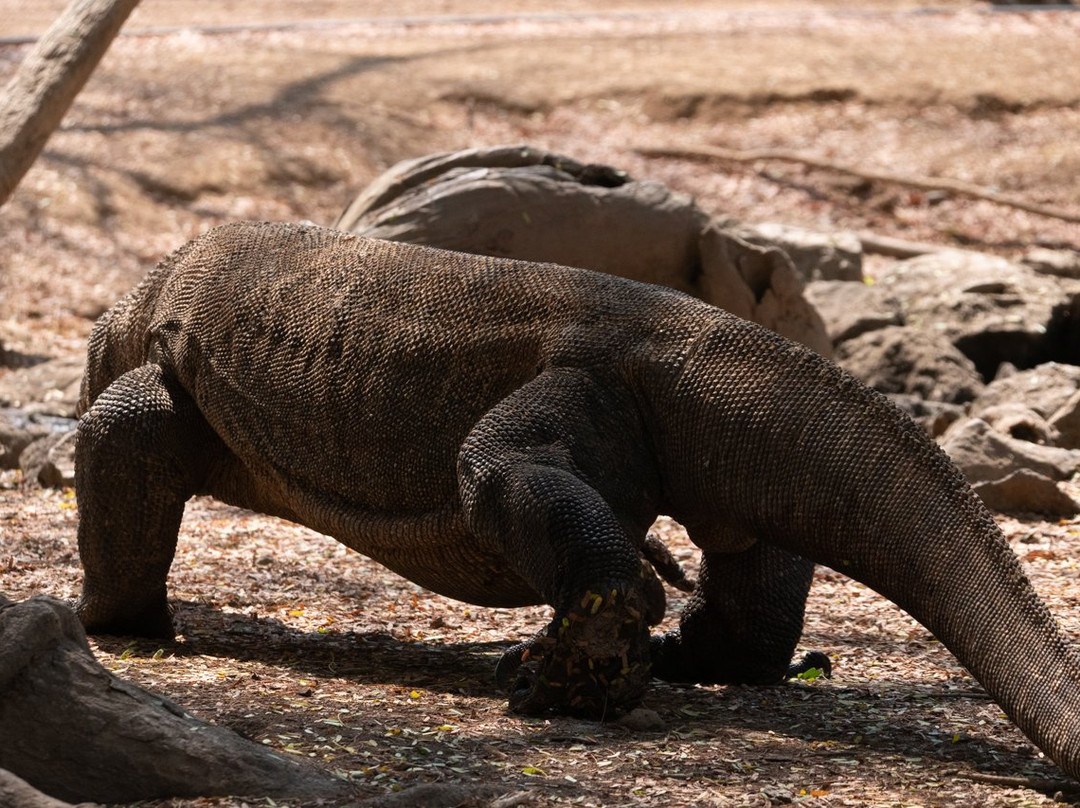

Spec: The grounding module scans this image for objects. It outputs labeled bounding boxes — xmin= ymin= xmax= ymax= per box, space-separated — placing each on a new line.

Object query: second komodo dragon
xmin=75 ymin=221 xmax=1080 ymax=779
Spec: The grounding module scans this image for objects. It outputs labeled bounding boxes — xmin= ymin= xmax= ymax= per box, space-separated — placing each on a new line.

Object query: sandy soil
xmin=2 ymin=2 xmax=1080 ymax=806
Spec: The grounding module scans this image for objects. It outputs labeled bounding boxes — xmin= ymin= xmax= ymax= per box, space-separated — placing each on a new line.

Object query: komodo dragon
xmin=75 ymin=221 xmax=1080 ymax=779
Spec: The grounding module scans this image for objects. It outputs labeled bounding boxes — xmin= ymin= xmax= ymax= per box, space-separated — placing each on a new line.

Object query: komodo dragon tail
xmin=653 ymin=316 xmax=1080 ymax=780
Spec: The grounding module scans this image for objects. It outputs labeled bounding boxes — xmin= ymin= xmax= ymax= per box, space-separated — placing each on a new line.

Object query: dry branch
xmin=950 ymin=770 xmax=1080 ymax=797
xmin=855 ymin=231 xmax=956 ymax=259
xmin=635 ymin=144 xmax=1080 ymax=225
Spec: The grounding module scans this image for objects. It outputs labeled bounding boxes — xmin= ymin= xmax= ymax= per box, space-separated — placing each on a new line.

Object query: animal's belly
xmin=298 ymin=501 xmax=542 ymax=608
xmin=204 ymin=453 xmax=542 ymax=607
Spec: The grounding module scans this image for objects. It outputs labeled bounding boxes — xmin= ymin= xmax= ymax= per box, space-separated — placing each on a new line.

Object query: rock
xmin=0 ymin=595 xmax=351 ymax=804
xmin=977 ymin=403 xmax=1059 ymax=446
xmin=886 ymin=394 xmax=965 ymax=439
xmin=19 ymin=430 xmax=77 ymax=488
xmin=1023 ymin=248 xmax=1080 ymax=280
xmin=877 ymin=250 xmax=1080 ymax=380
xmin=698 ymin=226 xmax=832 ymax=357
xmin=939 ymin=418 xmax=1080 ymax=484
xmin=0 ymin=422 xmax=36 ymax=471
xmin=836 ymin=326 xmax=984 ymax=404
xmin=971 ymin=469 xmax=1080 ymax=517
xmin=0 ymin=410 xmax=77 ymax=471
xmin=803 ymin=280 xmax=903 ymax=345
xmin=736 ymin=222 xmax=863 ymax=281
xmin=972 ymin=362 xmax=1080 ymax=420
xmin=338 ymin=144 xmax=707 ymax=296
xmin=1049 ymin=389 xmax=1080 ymax=450
xmin=337 ymin=144 xmax=833 ymax=357
xmin=0 ymin=358 xmax=84 ymax=418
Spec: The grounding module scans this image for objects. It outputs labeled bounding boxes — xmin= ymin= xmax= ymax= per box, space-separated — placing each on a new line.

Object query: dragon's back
xmin=83 ymin=221 xmax=710 ymax=522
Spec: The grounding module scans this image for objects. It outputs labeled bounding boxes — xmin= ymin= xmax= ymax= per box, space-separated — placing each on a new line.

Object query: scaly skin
xmin=75 ymin=221 xmax=1080 ymax=779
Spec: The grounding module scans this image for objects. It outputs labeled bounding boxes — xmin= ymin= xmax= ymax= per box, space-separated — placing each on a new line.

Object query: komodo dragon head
xmin=73 ymin=221 xmax=1080 ymax=781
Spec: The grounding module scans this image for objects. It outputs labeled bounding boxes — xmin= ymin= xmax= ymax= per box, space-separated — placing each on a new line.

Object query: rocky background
xmin=6 ymin=145 xmax=1079 ymax=520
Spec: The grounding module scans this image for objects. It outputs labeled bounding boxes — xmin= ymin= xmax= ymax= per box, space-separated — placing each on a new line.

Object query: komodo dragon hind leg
xmin=458 ymin=368 xmax=659 ymax=718
xmin=651 ymin=543 xmax=828 ymax=685
xmin=74 ymin=364 xmax=215 ymax=638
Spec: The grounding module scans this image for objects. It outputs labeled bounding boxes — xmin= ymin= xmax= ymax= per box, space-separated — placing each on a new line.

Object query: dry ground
xmin=2 ymin=2 xmax=1080 ymax=806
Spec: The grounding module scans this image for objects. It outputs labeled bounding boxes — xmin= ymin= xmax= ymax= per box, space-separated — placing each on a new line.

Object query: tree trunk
xmin=0 ymin=0 xmax=141 ymax=207
xmin=0 ymin=594 xmax=350 ymax=804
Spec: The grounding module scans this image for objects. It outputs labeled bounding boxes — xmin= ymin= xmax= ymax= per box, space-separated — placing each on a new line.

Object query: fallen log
xmin=0 ymin=768 xmax=84 ymax=808
xmin=0 ymin=594 xmax=350 ymax=804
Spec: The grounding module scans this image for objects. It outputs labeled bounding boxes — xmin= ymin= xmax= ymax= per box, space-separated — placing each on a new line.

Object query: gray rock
xmin=804 ymin=280 xmax=903 ymax=345
xmin=977 ymin=403 xmax=1059 ymax=446
xmin=837 ymin=326 xmax=985 ymax=404
xmin=0 ymin=409 xmax=77 ymax=470
xmin=337 ymin=144 xmax=833 ymax=357
xmin=877 ymin=251 xmax=1080 ymax=380
xmin=20 ymin=431 xmax=77 ymax=489
xmin=698 ymin=225 xmax=832 ymax=358
xmin=736 ymin=222 xmax=863 ymax=282
xmin=0 ymin=422 xmax=35 ymax=470
xmin=939 ymin=417 xmax=1080 ymax=484
xmin=971 ymin=469 xmax=1079 ymax=517
xmin=338 ymin=145 xmax=707 ymax=296
xmin=0 ymin=767 xmax=80 ymax=808
xmin=616 ymin=706 xmax=666 ymax=732
xmin=1049 ymin=389 xmax=1080 ymax=450
xmin=972 ymin=362 xmax=1080 ymax=420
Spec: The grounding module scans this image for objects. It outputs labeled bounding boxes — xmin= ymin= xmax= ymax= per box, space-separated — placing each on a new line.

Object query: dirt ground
xmin=3 ymin=2 xmax=1080 ymax=806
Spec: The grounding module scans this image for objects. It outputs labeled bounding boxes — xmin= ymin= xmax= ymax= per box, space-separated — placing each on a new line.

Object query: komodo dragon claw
xmin=495 ymin=585 xmax=651 ymax=717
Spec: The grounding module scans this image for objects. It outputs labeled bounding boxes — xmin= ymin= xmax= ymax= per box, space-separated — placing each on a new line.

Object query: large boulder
xmin=971 ymin=469 xmax=1080 ymax=518
xmin=337 ymin=145 xmax=832 ymax=357
xmin=0 ymin=768 xmax=77 ymax=808
xmin=1047 ymin=390 xmax=1080 ymax=450
xmin=19 ymin=430 xmax=77 ymax=489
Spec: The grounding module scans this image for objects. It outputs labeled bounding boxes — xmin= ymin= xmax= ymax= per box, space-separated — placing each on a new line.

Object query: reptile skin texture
xmin=75 ymin=221 xmax=1080 ymax=775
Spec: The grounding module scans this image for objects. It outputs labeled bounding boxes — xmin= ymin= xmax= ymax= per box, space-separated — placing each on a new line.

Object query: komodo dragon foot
xmin=784 ymin=650 xmax=832 ymax=680
xmin=495 ymin=585 xmax=651 ymax=718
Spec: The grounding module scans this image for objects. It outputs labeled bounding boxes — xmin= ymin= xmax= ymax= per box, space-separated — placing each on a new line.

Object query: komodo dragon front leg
xmin=458 ymin=367 xmax=660 ymax=716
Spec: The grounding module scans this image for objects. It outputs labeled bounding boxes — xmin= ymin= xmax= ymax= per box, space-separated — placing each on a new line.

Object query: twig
xmin=634 ymin=144 xmax=1080 ymax=225
xmin=856 ymin=231 xmax=957 ymax=259
xmin=949 ymin=770 xmax=1080 ymax=795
